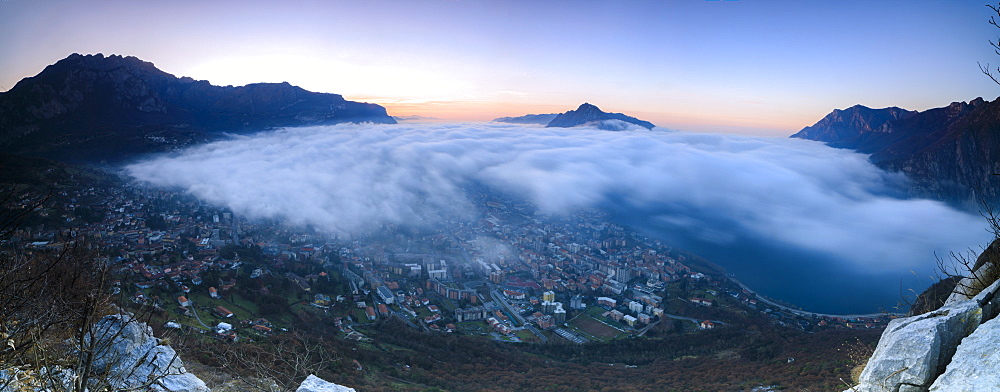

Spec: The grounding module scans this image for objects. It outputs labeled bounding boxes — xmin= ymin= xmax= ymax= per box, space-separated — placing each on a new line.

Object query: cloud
xmin=126 ymin=122 xmax=991 ymax=311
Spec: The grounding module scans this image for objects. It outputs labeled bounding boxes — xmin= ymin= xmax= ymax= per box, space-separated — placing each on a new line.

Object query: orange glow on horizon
xmin=353 ymin=97 xmax=803 ymax=136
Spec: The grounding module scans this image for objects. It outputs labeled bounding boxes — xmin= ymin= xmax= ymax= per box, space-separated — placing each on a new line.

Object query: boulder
xmin=296 ymin=374 xmax=357 ymax=392
xmin=86 ymin=314 xmax=209 ymax=392
xmin=928 ymin=316 xmax=1000 ymax=391
xmin=848 ymin=300 xmax=982 ymax=392
xmin=845 ymin=268 xmax=1000 ymax=392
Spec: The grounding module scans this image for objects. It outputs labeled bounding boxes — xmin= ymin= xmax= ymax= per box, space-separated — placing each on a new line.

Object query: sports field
xmin=569 ymin=315 xmax=622 ymax=340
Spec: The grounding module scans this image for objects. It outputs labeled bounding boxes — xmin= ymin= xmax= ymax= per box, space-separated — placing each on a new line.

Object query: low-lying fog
xmin=127 ymin=123 xmax=991 ymax=314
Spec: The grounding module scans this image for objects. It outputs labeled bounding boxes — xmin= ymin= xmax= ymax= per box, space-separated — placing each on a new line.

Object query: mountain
xmin=0 ymin=53 xmax=395 ymax=163
xmin=493 ymin=113 xmax=558 ymax=125
xmin=792 ymin=98 xmax=1000 ymax=208
xmin=545 ymin=103 xmax=655 ymax=130
xmin=789 ymin=104 xmax=916 ymax=145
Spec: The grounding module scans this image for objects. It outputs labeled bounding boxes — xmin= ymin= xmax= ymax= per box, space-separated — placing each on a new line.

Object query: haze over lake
xmin=127 ymin=122 xmax=991 ymax=314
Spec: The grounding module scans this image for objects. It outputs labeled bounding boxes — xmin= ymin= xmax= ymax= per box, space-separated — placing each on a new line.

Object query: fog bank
xmin=127 ymin=122 xmax=991 ymax=312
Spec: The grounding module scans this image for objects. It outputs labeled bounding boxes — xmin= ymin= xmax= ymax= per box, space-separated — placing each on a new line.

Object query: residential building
xmin=377 ymin=285 xmax=395 ymax=304
xmin=542 ymin=290 xmax=555 ymax=302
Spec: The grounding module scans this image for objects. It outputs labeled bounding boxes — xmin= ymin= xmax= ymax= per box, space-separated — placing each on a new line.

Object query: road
xmin=489 ymin=288 xmax=527 ymax=326
xmin=188 ymin=301 xmax=211 ymax=329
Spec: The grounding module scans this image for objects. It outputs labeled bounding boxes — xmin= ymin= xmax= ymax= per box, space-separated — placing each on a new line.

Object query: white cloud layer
xmin=127 ymin=122 xmax=990 ymax=281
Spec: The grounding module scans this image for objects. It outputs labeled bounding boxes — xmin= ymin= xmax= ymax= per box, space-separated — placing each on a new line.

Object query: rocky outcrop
xmin=0 ymin=314 xmax=208 ymax=392
xmin=928 ymin=316 xmax=1000 ymax=391
xmin=545 ymin=103 xmax=655 ymax=130
xmin=296 ymin=374 xmax=358 ymax=392
xmin=0 ymin=53 xmax=395 ymax=163
xmin=849 ymin=300 xmax=983 ymax=391
xmin=85 ymin=314 xmax=209 ymax=392
xmin=792 ymin=98 xmax=1000 ymax=208
xmin=845 ymin=265 xmax=1000 ymax=392
xmin=791 ymin=105 xmax=916 ymax=145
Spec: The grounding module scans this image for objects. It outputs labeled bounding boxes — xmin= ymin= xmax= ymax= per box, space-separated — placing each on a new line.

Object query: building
xmin=700 ymin=320 xmax=716 ymax=330
xmin=454 ymin=306 xmax=489 ymax=322
xmin=622 ymin=314 xmax=638 ymax=327
xmin=427 ymin=260 xmax=449 ymax=280
xmin=314 ymin=293 xmax=332 ymax=306
xmin=628 ymin=301 xmax=644 ymax=314
xmin=597 ymin=297 xmax=617 ymax=308
xmin=177 ymin=296 xmax=191 ymax=307
xmin=503 ymin=289 xmax=526 ymax=300
xmin=570 ymin=295 xmax=585 ymax=310
xmin=542 ymin=291 xmax=555 ymax=302
xmin=489 ymin=270 xmax=506 ymax=284
xmin=377 ymin=285 xmax=395 ymax=305
xmin=365 ymin=306 xmax=377 ymax=320
xmin=208 ymin=287 xmax=219 ymax=299
xmin=536 ymin=315 xmax=555 ymax=329
xmin=213 ymin=306 xmax=234 ymax=318
xmin=690 ymin=298 xmax=713 ymax=307
xmin=553 ymin=303 xmax=567 ymax=323
xmin=427 ymin=279 xmax=478 ymax=303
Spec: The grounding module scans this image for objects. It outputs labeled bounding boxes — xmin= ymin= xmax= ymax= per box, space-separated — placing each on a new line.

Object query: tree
xmin=981 ymin=3 xmax=1000 ymax=85
xmin=202 ymin=332 xmax=338 ymax=392
xmin=0 ymin=188 xmax=182 ymax=391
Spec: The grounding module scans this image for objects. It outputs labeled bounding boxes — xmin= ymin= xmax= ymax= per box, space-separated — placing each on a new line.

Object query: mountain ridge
xmin=792 ymin=97 xmax=1000 ymax=208
xmin=0 ymin=53 xmax=396 ymax=163
xmin=493 ymin=113 xmax=559 ymax=125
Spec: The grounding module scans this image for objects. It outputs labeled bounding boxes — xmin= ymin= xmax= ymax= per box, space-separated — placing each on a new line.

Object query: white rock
xmin=847 ymin=300 xmax=982 ymax=392
xmin=296 ymin=374 xmax=357 ymax=392
xmin=87 ymin=314 xmax=210 ymax=392
xmin=928 ymin=316 xmax=1000 ymax=391
xmin=946 ymin=262 xmax=996 ymax=304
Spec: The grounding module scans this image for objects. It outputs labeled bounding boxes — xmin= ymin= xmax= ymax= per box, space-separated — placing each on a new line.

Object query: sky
xmin=127 ymin=123 xmax=991 ymax=313
xmin=2 ymin=0 xmax=999 ymax=135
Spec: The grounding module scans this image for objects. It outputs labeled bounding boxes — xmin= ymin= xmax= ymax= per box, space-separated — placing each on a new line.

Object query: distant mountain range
xmin=792 ymin=98 xmax=1000 ymax=208
xmin=0 ymin=53 xmax=395 ymax=163
xmin=493 ymin=113 xmax=559 ymax=125
xmin=495 ymin=103 xmax=654 ymax=130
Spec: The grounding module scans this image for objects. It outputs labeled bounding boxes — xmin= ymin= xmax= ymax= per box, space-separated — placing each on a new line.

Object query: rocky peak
xmin=545 ymin=103 xmax=655 ymax=130
xmin=790 ymin=98 xmax=1000 ymax=208
xmin=791 ymin=105 xmax=917 ymax=144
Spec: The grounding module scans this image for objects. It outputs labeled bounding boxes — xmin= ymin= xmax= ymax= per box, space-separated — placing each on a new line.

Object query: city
xmin=4 ymin=173 xmax=894 ymax=349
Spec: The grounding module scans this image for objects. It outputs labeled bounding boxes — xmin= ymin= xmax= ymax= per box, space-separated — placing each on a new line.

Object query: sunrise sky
xmin=1 ymin=0 xmax=998 ymax=135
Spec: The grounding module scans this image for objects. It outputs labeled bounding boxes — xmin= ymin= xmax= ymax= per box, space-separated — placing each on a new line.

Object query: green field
xmin=570 ymin=314 xmax=623 ymax=341
xmin=514 ymin=329 xmax=541 ymax=343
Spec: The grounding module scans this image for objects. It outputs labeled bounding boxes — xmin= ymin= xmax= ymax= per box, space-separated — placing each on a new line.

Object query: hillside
xmin=792 ymin=98 xmax=1000 ymax=208
xmin=0 ymin=53 xmax=395 ymax=163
